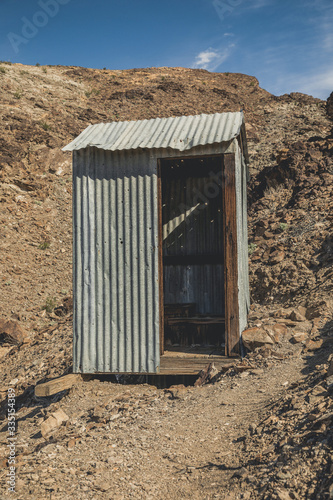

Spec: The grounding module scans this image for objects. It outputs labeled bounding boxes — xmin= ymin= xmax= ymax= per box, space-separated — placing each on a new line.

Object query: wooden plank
xmin=222 ymin=154 xmax=240 ymax=356
xmin=164 ymin=346 xmax=225 ymax=356
xmin=166 ymin=316 xmax=225 ymax=325
xmin=157 ymin=160 xmax=164 ymax=356
xmin=163 ymin=254 xmax=224 ymax=265
xmin=161 ymin=356 xmax=228 ymax=363
xmin=35 ymin=374 xmax=81 ymax=397
xmin=156 ymin=152 xmax=226 ymax=162
xmin=164 ymin=303 xmax=196 ymax=317
xmin=159 ymin=355 xmax=235 ymax=375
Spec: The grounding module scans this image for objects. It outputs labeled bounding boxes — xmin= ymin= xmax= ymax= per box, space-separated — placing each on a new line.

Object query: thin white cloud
xmin=271 ymin=68 xmax=333 ymax=100
xmin=304 ymin=0 xmax=333 ymax=54
xmin=192 ymin=44 xmax=235 ymax=71
xmin=293 ymin=69 xmax=333 ymax=99
xmin=249 ymin=0 xmax=273 ymax=8
xmin=204 ymin=0 xmax=333 ymax=99
xmin=323 ymin=31 xmax=333 ymax=52
xmin=305 ymin=0 xmax=333 ymax=11
xmin=193 ymin=49 xmax=220 ymax=68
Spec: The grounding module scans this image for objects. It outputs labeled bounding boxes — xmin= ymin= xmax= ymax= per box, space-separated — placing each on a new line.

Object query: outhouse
xmin=63 ymin=112 xmax=250 ymax=375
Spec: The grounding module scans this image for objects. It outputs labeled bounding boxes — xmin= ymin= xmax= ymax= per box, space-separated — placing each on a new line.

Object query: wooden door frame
xmin=222 ymin=153 xmax=240 ymax=356
xmin=157 ymin=153 xmax=240 ymax=358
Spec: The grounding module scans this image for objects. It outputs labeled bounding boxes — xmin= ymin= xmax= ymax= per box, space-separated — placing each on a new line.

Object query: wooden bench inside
xmin=165 ymin=316 xmax=225 ymax=325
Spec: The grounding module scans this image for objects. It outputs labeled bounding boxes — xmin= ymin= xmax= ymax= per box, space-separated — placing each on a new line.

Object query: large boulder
xmin=41 ymin=409 xmax=69 ymax=438
xmin=0 ymin=319 xmax=30 ymax=345
xmin=241 ymin=327 xmax=274 ymax=351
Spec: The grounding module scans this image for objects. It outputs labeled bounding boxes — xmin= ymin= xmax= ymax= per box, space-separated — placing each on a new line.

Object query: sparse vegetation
xmin=14 ymin=91 xmax=22 ymax=99
xmin=39 ymin=241 xmax=50 ymax=250
xmin=42 ymin=67 xmax=47 ymax=74
xmin=86 ymin=88 xmax=100 ymax=98
xmin=35 ymin=62 xmax=41 ymax=67
xmin=0 ymin=68 xmax=6 ymax=75
xmin=42 ymin=296 xmax=56 ymax=313
xmin=248 ymin=243 xmax=257 ymax=255
xmin=40 ymin=121 xmax=51 ymax=131
xmin=279 ymin=222 xmax=289 ymax=231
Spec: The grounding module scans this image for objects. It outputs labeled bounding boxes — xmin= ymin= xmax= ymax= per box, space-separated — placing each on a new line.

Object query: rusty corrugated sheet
xmin=73 ymin=147 xmax=160 ymax=373
xmin=63 ymin=112 xmax=244 ymax=153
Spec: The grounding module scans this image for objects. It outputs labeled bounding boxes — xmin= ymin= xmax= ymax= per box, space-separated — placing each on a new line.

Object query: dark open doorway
xmin=159 ymin=156 xmax=226 ymax=360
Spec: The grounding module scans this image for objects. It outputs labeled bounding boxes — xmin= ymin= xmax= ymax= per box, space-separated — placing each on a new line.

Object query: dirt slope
xmin=0 ymin=315 xmax=332 ymax=500
xmin=0 ymin=62 xmax=332 ymax=329
xmin=0 ymin=62 xmax=332 ymax=499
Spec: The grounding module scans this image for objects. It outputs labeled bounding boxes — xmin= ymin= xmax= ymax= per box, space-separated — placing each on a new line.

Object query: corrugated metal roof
xmin=63 ymin=111 xmax=244 ymax=153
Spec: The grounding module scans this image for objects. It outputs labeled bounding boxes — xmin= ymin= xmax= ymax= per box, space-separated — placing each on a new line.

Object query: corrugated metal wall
xmin=73 ymin=147 xmax=160 ymax=373
xmin=235 ymin=140 xmax=250 ymax=338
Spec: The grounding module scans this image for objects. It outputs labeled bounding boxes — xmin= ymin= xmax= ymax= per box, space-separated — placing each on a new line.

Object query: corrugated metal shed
xmin=64 ymin=111 xmax=250 ymax=374
xmin=63 ymin=112 xmax=246 ymax=153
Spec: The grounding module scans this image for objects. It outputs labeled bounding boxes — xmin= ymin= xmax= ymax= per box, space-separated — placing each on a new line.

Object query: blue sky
xmin=0 ymin=0 xmax=332 ymax=99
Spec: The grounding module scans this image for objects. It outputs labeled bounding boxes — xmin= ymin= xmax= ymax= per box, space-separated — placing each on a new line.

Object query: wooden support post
xmin=222 ymin=154 xmax=240 ymax=356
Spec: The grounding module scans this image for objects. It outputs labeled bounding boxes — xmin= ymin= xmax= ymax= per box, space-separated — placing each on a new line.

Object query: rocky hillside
xmin=0 ymin=63 xmax=332 ymax=499
xmin=0 ymin=62 xmax=332 ymax=330
xmin=248 ymin=119 xmax=333 ymax=308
